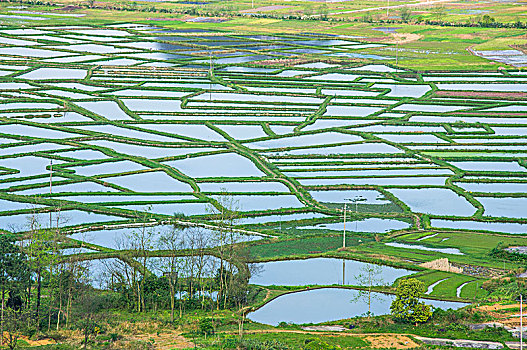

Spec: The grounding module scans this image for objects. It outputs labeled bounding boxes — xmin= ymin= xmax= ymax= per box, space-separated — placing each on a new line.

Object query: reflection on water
xmin=248 ymin=287 xmax=467 ymax=326
xmin=250 ymin=258 xmax=412 ymax=286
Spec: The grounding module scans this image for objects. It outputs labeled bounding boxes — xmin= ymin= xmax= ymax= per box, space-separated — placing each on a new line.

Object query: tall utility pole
xmin=209 ymin=52 xmax=213 ymax=102
xmin=521 ymin=294 xmax=523 ymax=350
xmin=49 ymin=159 xmax=53 ymax=229
xmin=342 ymin=259 xmax=346 ymax=285
xmin=343 ymin=203 xmax=347 ymax=248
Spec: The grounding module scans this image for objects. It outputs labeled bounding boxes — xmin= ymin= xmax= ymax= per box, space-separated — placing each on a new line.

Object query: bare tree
xmin=158 ymin=223 xmax=184 ymax=322
xmin=207 ymin=190 xmax=241 ymax=310
xmin=352 ymin=263 xmax=386 ymax=319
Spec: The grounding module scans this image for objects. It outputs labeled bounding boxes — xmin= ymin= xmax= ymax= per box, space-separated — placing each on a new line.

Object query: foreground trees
xmin=0 ymin=235 xmax=30 ymax=346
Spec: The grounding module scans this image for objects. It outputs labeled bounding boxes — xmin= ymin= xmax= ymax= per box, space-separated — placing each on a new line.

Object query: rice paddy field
xmin=0 ymin=1 xmax=526 ymax=333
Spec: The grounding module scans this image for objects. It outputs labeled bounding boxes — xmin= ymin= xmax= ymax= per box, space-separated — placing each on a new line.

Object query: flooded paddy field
xmin=0 ymin=22 xmax=526 ymax=327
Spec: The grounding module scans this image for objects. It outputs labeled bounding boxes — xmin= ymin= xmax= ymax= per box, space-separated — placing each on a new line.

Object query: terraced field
xmin=0 ymin=23 xmax=526 ymax=300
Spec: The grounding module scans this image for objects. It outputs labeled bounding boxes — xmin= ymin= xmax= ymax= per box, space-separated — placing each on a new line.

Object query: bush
xmin=198 ymin=318 xmax=214 ymax=336
xmin=303 ymin=338 xmax=338 ymax=350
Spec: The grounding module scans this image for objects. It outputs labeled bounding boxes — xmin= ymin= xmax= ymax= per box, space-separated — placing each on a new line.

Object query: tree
xmin=207 ymin=190 xmax=241 ymax=310
xmin=157 ymin=223 xmax=184 ymax=322
xmin=109 ymin=208 xmax=157 ymax=312
xmin=352 ymin=263 xmax=385 ymax=318
xmin=399 ymin=7 xmax=412 ymax=22
xmin=24 ymin=210 xmax=62 ymax=331
xmin=430 ymin=5 xmax=445 ymax=21
xmin=390 ymin=278 xmax=432 ymax=324
xmin=0 ymin=235 xmax=29 ymax=346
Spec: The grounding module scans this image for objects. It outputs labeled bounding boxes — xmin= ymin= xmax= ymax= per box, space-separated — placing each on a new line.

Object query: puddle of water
xmin=120 ymin=99 xmax=183 ymax=113
xmin=103 ymin=171 xmax=192 ymax=192
xmin=107 ymin=90 xmax=188 ymax=98
xmin=18 ymin=68 xmax=86 ymax=80
xmin=84 ymin=140 xmax=218 ymax=158
xmin=0 ymin=102 xmax=61 ymax=111
xmin=247 ymin=132 xmax=363 ymax=149
xmin=18 ymin=181 xmax=116 ymax=195
xmin=394 ymin=104 xmax=469 ymax=113
xmin=388 ymin=188 xmax=476 ymax=216
xmin=40 ymin=90 xmax=93 ymax=99
xmin=451 ymin=161 xmax=526 ymax=172
xmin=72 ymin=124 xmax=179 ymax=143
xmin=137 ymin=124 xmax=226 ymax=142
xmin=309 ymin=189 xmax=388 ymax=204
xmin=298 ymin=177 xmax=449 ymax=187
xmin=165 ymin=153 xmax=264 ymax=178
xmin=0 ymin=123 xmax=78 ymax=139
xmin=298 ymin=218 xmax=410 ymax=233
xmin=113 ymin=202 xmax=210 ymax=216
xmin=373 ymin=84 xmax=430 ymax=98
xmin=321 ymin=89 xmax=378 ymax=97
xmin=45 ymin=55 xmax=105 ymax=63
xmin=431 ymin=219 xmax=527 ymax=234
xmin=191 ymin=92 xmax=323 ymax=105
xmin=211 ymin=194 xmax=304 ymax=211
xmin=308 ymin=73 xmax=358 ymax=82
xmin=325 ymin=105 xmax=382 ymax=117
xmin=385 ymin=242 xmax=463 ymax=255
xmin=237 ymin=212 xmax=328 ymax=225
xmin=437 ymin=83 xmax=527 ymax=92
xmin=268 ymin=142 xmax=404 ymax=156
xmin=456 ymin=182 xmax=527 ymax=193
xmin=286 ymin=168 xmax=453 ymax=178
xmin=248 ymin=287 xmax=466 ymax=326
xmin=72 ymin=160 xmax=146 ymax=176
xmin=55 ymin=194 xmax=196 ymax=203
xmin=478 ymin=197 xmax=527 ymax=219
xmin=377 ymin=134 xmax=447 ymax=144
xmin=251 ymin=258 xmax=411 ymax=286
xmin=215 ymin=125 xmax=267 ymax=140
xmin=75 ymin=101 xmax=132 ymax=120
xmin=199 ymin=181 xmax=289 ymax=193
xmin=0 ymin=210 xmax=126 ymax=232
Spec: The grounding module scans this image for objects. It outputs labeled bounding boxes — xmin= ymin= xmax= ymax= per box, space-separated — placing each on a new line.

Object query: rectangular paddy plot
xmin=0 ymin=23 xmax=524 ymax=238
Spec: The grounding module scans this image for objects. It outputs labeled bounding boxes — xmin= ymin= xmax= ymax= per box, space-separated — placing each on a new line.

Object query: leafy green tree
xmin=399 ymin=7 xmax=412 ymax=22
xmin=430 ymin=5 xmax=445 ymax=20
xmin=304 ymin=338 xmax=338 ymax=350
xmin=390 ymin=278 xmax=432 ymax=324
xmin=0 ymin=235 xmax=29 ymax=346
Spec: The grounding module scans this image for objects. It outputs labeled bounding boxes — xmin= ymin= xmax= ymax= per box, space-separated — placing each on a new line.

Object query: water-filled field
xmin=0 ymin=24 xmax=526 ymax=317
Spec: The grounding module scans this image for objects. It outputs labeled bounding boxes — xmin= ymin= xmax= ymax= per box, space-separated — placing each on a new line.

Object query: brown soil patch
xmin=57 ymin=5 xmax=82 ymax=11
xmin=436 ymin=90 xmax=527 ymax=100
xmin=256 ymin=58 xmax=311 ymax=66
xmin=134 ymin=330 xmax=194 ymax=350
xmin=1 ymin=333 xmax=55 ymax=346
xmin=475 ymin=303 xmax=527 ymax=327
xmin=476 ymin=303 xmax=517 ymax=312
xmin=364 ymin=334 xmax=419 ymax=349
xmin=384 ymin=33 xmax=422 ymax=45
xmin=455 ymin=34 xmax=477 ymax=39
